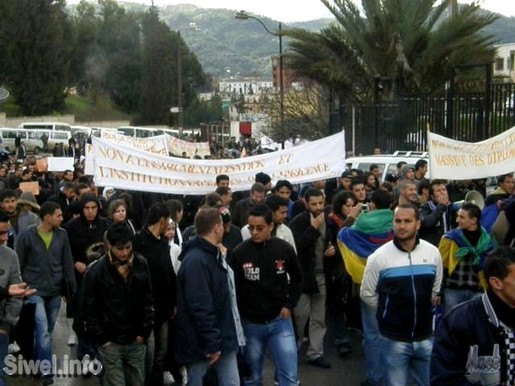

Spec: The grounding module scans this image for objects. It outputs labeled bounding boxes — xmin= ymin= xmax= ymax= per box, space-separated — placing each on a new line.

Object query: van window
xmin=3 ymin=130 xmax=23 ymax=139
xmin=355 ymin=163 xmax=385 ymax=175
xmin=51 ymin=132 xmax=69 ymax=140
xmin=19 ymin=122 xmax=71 ymax=132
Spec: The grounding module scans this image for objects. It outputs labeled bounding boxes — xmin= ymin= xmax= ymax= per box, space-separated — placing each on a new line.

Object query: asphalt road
xmin=7 ymin=306 xmax=367 ymax=386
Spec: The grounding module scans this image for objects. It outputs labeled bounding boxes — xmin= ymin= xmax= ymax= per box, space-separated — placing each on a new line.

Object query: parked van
xmin=117 ymin=126 xmax=164 ymax=138
xmin=18 ymin=121 xmax=72 ymax=132
xmin=346 ymin=151 xmax=430 ymax=182
xmin=0 ymin=128 xmax=71 ymax=154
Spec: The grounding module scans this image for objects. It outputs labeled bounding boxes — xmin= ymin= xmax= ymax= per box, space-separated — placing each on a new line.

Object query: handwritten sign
xmin=90 ymin=132 xmax=346 ymax=194
xmin=428 ymin=127 xmax=515 ymax=179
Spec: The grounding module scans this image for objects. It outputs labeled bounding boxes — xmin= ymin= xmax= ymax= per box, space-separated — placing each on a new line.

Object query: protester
xmin=431 ymin=246 xmax=515 ymax=385
xmin=290 ymin=188 xmax=338 ymax=369
xmin=361 ymin=204 xmax=442 ymax=386
xmin=231 ymin=204 xmax=303 ymax=385
xmin=16 ymin=201 xmax=76 ymax=385
xmin=82 ymin=224 xmax=153 ymax=386
xmin=176 ymin=207 xmax=244 ymax=386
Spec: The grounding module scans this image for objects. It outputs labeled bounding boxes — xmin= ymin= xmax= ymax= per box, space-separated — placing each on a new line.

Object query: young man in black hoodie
xmin=133 ymin=202 xmax=176 ymax=386
xmin=63 ymin=192 xmax=110 ymax=360
xmin=231 ymin=204 xmax=303 ymax=386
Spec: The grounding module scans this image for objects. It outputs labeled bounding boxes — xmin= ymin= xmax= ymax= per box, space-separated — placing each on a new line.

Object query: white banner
xmin=166 ymin=135 xmax=211 ymax=158
xmin=101 ymin=130 xmax=169 ymax=155
xmin=428 ymin=127 xmax=515 ymax=180
xmin=90 ymin=132 xmax=346 ymax=194
xmin=47 ymin=157 xmax=74 ymax=172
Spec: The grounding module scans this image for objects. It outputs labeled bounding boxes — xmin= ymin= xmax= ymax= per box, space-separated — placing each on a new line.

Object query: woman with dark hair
xmin=107 ymin=199 xmax=136 ymax=235
xmin=328 ymin=191 xmax=361 ymax=230
xmin=326 ymin=191 xmax=362 ymax=358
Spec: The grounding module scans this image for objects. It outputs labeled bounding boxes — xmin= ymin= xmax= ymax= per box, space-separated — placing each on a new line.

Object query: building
xmin=494 ymin=43 xmax=515 ymax=81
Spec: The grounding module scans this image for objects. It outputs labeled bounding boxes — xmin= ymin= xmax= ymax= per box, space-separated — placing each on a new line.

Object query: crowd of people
xmin=0 ymin=150 xmax=513 ymax=386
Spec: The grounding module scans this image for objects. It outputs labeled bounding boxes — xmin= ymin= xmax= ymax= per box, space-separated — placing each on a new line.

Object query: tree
xmin=5 ymin=0 xmax=71 ymax=115
xmin=68 ymin=0 xmax=100 ymax=97
xmin=285 ymin=0 xmax=498 ymax=102
xmin=260 ymin=81 xmax=331 ymax=142
xmin=97 ymin=0 xmax=142 ymax=114
xmin=139 ymin=7 xmax=176 ymax=124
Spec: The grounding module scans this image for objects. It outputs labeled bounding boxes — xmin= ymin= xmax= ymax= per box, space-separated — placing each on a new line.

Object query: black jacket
xmin=431 ymin=291 xmax=511 ymax=385
xmin=133 ymin=227 xmax=177 ymax=323
xmin=63 ymin=194 xmax=110 ymax=268
xmin=82 ymin=253 xmax=154 ymax=345
xmin=175 ymin=236 xmax=239 ymax=364
xmin=419 ymin=201 xmax=457 ymax=246
xmin=230 ymin=237 xmax=303 ymax=322
xmin=289 ymin=211 xmax=338 ymax=294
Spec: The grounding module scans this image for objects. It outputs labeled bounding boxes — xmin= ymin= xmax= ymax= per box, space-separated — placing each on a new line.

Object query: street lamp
xmin=235 ymin=10 xmax=284 ymax=140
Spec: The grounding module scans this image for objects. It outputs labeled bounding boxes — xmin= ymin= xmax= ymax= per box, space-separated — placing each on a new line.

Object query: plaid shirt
xmin=445 ymin=255 xmax=482 ymax=291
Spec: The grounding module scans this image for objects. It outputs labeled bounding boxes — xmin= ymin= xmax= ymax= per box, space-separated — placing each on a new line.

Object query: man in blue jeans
xmin=0 ymin=212 xmax=29 ymax=386
xmin=361 ymin=204 xmax=442 ymax=386
xmin=176 ymin=207 xmax=245 ymax=386
xmin=16 ymin=201 xmax=76 ymax=385
xmin=231 ymin=204 xmax=303 ymax=386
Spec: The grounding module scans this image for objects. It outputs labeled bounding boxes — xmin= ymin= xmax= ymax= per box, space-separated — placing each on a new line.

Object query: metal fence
xmin=338 ymin=83 xmax=515 ymax=155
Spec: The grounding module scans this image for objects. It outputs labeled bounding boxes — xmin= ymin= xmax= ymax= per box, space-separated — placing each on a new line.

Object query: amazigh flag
xmin=337 ymin=209 xmax=394 ymax=284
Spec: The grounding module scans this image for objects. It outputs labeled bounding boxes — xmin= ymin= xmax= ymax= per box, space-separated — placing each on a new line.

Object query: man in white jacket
xmin=361 ymin=203 xmax=442 ymax=386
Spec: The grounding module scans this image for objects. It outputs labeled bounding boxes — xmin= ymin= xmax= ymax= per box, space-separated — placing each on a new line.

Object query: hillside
xmin=111 ymin=2 xmax=515 ymax=79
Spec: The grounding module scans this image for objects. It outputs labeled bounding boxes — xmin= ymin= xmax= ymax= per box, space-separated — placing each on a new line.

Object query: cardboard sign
xmin=19 ymin=181 xmax=40 ymax=195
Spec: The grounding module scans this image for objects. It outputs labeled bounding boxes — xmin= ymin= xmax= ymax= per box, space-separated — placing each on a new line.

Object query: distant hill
xmin=116 ymin=2 xmax=515 ymax=79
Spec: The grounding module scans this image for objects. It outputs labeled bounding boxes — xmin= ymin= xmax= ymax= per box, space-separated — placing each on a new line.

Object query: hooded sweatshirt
xmin=63 ymin=193 xmax=110 ymax=269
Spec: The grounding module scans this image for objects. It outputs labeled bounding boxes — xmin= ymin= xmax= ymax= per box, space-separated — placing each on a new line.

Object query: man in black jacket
xmin=419 ymin=179 xmax=457 ymax=246
xmin=133 ymin=202 xmax=176 ymax=386
xmin=63 ymin=193 xmax=109 ymax=359
xmin=231 ymin=204 xmax=303 ymax=385
xmin=82 ymin=224 xmax=153 ymax=386
xmin=176 ymin=207 xmax=244 ymax=386
xmin=431 ymin=246 xmax=515 ymax=385
xmin=290 ymin=188 xmax=339 ymax=369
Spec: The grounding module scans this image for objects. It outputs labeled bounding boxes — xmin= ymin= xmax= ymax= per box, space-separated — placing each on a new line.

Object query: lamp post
xmin=235 ymin=11 xmax=284 ymax=140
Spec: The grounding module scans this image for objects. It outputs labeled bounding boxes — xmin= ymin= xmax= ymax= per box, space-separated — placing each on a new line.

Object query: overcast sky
xmin=113 ymin=0 xmax=515 ymax=22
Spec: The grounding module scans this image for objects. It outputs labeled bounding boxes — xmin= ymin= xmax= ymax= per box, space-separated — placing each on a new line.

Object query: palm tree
xmin=285 ymin=0 xmax=498 ymax=102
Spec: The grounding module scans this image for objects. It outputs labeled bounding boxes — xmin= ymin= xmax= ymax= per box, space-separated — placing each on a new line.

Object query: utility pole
xmin=177 ymin=31 xmax=183 ymax=138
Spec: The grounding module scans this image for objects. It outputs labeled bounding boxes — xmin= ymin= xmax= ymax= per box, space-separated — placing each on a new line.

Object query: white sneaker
xmin=163 ymin=371 xmax=175 ymax=385
xmin=8 ymin=341 xmax=20 ymax=354
xmin=180 ymin=366 xmax=188 ymax=386
xmin=67 ymin=334 xmax=77 ymax=346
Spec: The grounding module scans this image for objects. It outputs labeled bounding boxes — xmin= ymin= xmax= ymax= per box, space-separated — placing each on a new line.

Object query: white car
xmin=346 ymin=151 xmax=429 ymax=182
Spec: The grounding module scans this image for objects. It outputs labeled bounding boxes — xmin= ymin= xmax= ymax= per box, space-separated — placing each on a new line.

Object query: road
xmin=8 ymin=306 xmax=367 ymax=386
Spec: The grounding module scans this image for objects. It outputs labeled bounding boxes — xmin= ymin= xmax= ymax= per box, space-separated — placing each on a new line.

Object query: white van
xmin=117 ymin=126 xmax=164 ymax=138
xmin=18 ymin=121 xmax=72 ymax=132
xmin=346 ymin=151 xmax=430 ymax=182
xmin=0 ymin=128 xmax=71 ymax=154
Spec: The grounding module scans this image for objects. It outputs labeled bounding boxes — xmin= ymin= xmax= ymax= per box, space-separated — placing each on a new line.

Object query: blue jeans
xmin=360 ymin=300 xmax=383 ymax=384
xmin=243 ymin=316 xmax=298 ymax=386
xmin=380 ymin=335 xmax=432 ymax=386
xmin=25 ymin=295 xmax=61 ymax=375
xmin=186 ymin=349 xmax=239 ymax=386
xmin=0 ymin=333 xmax=8 ymax=386
xmin=99 ymin=341 xmax=146 ymax=386
xmin=444 ymin=288 xmax=482 ymax=314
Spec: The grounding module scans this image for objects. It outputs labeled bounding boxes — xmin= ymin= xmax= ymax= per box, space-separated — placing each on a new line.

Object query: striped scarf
xmin=502 ymin=327 xmax=515 ymax=385
xmin=108 ymin=251 xmax=134 ymax=282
